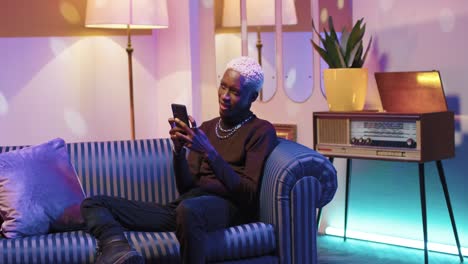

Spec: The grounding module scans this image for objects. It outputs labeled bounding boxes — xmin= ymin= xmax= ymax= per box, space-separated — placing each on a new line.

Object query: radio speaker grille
xmin=317 ymin=118 xmax=348 ymax=144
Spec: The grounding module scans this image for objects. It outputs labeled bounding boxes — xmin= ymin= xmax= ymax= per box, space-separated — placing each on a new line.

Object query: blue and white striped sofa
xmin=0 ymin=138 xmax=337 ymax=264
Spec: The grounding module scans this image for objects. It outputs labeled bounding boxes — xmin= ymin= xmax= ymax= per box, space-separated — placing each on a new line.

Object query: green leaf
xmin=311 ymin=19 xmax=327 ymax=48
xmin=340 ymin=27 xmax=350 ymax=56
xmin=345 ymin=18 xmax=365 ymax=60
xmin=322 ymin=28 xmax=342 ymax=68
xmin=361 ymin=36 xmax=373 ymax=67
xmin=333 ymin=41 xmax=346 ymax=68
xmin=310 ymin=22 xmax=340 ymax=68
xmin=311 ymin=19 xmax=327 ymax=45
xmin=346 ymin=40 xmax=362 ymax=67
xmin=311 ymin=39 xmax=334 ymax=67
xmin=311 ymin=19 xmax=321 ymax=36
xmin=351 ymin=45 xmax=363 ymax=67
xmin=328 ymin=16 xmax=340 ymax=46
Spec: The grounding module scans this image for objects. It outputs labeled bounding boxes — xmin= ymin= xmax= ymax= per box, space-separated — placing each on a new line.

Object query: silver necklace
xmin=217 ymin=120 xmax=238 ymax=133
xmin=215 ymin=115 xmax=254 ymax=139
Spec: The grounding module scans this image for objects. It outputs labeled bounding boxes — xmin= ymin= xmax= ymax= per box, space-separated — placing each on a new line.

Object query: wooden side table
xmin=313 ymin=111 xmax=464 ymax=264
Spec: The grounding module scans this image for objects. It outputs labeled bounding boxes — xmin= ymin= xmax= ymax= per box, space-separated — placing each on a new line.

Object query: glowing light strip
xmin=325 ymin=227 xmax=468 ymax=256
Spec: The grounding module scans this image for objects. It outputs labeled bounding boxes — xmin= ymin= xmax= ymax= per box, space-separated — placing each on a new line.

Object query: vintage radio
xmin=313 ymin=71 xmax=455 ymax=162
xmin=313 ymin=111 xmax=454 ymax=162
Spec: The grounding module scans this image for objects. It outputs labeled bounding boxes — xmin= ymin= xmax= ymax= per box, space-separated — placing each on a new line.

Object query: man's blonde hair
xmin=225 ymin=56 xmax=264 ymax=92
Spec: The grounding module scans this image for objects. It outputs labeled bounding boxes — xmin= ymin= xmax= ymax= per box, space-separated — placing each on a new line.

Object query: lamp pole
xmin=256 ymin=27 xmax=263 ymax=100
xmin=126 ymin=24 xmax=136 ymax=140
xmin=85 ymin=0 xmax=169 ymax=141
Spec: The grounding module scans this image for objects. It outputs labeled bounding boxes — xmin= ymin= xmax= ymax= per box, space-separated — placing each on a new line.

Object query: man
xmin=80 ymin=56 xmax=277 ymax=264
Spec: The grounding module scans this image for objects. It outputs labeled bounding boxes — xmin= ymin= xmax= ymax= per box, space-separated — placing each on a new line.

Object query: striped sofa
xmin=0 ymin=138 xmax=337 ymax=264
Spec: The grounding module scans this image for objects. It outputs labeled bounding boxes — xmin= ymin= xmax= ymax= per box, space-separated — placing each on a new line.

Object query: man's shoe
xmin=95 ymin=235 xmax=144 ymax=264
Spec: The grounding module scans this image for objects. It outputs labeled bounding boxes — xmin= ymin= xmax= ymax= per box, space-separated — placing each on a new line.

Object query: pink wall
xmin=0 ymin=1 xmax=203 ymax=146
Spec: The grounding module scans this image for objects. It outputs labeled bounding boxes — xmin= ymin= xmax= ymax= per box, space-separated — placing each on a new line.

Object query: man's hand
xmin=168 ymin=117 xmax=186 ymax=153
xmin=172 ymin=116 xmax=217 ymax=158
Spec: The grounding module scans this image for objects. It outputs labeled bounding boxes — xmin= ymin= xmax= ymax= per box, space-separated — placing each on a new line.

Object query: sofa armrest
xmin=259 ymin=139 xmax=337 ymax=264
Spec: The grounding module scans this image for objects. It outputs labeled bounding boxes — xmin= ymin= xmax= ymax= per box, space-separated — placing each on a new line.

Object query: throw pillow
xmin=0 ymin=138 xmax=85 ymax=238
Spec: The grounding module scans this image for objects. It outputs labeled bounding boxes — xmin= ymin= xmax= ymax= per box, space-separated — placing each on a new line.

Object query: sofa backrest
xmin=0 ymin=138 xmax=337 ymax=213
xmin=66 ymin=138 xmax=178 ymax=204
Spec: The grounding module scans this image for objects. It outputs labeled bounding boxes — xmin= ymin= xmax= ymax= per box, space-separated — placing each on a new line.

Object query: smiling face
xmin=218 ymin=69 xmax=258 ymax=119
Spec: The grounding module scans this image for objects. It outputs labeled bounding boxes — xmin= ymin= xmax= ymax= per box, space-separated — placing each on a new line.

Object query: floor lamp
xmin=85 ymin=0 xmax=169 ymax=140
xmin=222 ymin=0 xmax=297 ymax=100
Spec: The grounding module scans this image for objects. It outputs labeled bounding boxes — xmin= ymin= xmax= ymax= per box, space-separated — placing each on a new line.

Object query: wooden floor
xmin=317 ymin=235 xmax=464 ymax=264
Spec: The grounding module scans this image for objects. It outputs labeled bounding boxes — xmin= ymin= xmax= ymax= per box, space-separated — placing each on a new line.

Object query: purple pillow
xmin=0 ymin=138 xmax=85 ymax=238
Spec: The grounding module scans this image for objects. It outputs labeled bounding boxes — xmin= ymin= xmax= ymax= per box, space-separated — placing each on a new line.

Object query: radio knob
xmin=407 ymin=138 xmax=414 ymax=146
xmin=358 ymin=138 xmax=364 ymax=144
xmin=365 ymin=138 xmax=372 ymax=144
xmin=351 ymin=137 xmax=357 ymax=144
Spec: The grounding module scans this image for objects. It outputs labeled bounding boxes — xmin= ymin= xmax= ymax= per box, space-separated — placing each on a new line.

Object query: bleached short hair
xmin=225 ymin=56 xmax=264 ymax=92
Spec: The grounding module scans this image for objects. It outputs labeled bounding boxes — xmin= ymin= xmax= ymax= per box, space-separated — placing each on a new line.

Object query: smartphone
xmin=171 ymin=104 xmax=190 ymax=128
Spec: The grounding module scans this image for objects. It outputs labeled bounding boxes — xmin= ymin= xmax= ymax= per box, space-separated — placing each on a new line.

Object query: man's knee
xmin=80 ymin=195 xmax=112 ymax=213
xmin=80 ymin=196 xmax=119 ymax=233
xmin=81 ymin=195 xmax=103 ymax=207
xmin=175 ymin=196 xmax=211 ymax=226
xmin=176 ymin=198 xmax=200 ymax=220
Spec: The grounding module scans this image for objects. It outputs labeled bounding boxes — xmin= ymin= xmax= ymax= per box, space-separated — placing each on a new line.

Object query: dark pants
xmin=81 ymin=188 xmax=244 ymax=264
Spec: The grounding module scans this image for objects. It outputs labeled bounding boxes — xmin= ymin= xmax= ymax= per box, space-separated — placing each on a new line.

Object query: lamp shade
xmin=85 ymin=0 xmax=169 ymax=29
xmin=222 ymin=0 xmax=297 ymax=27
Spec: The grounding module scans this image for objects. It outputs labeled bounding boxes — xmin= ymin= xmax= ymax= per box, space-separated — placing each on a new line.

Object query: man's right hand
xmin=168 ymin=117 xmax=185 ymax=154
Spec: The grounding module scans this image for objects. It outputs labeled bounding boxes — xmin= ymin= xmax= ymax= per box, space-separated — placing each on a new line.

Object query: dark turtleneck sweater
xmin=173 ymin=113 xmax=277 ymax=219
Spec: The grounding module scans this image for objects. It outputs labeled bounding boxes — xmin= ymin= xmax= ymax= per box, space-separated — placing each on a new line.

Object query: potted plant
xmin=311 ymin=16 xmax=372 ymax=111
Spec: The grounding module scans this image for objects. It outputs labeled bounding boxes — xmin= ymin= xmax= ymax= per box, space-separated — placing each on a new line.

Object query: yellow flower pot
xmin=324 ymin=68 xmax=368 ymax=111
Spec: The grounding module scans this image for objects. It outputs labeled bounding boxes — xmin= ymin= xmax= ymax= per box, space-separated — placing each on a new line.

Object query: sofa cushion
xmin=127 ymin=223 xmax=276 ymax=263
xmin=0 ymin=138 xmax=85 ymax=238
xmin=0 ymin=222 xmax=276 ymax=263
xmin=205 ymin=222 xmax=276 ymax=262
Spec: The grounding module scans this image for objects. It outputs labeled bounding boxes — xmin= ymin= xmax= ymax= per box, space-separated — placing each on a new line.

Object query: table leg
xmin=418 ymin=163 xmax=428 ymax=264
xmin=316 ymin=207 xmax=322 ymax=229
xmin=344 ymin=158 xmax=351 ymax=241
xmin=436 ymin=160 xmax=464 ymax=262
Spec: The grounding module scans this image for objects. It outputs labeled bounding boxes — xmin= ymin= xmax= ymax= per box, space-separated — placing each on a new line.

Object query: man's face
xmin=218 ymin=69 xmax=257 ymax=119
